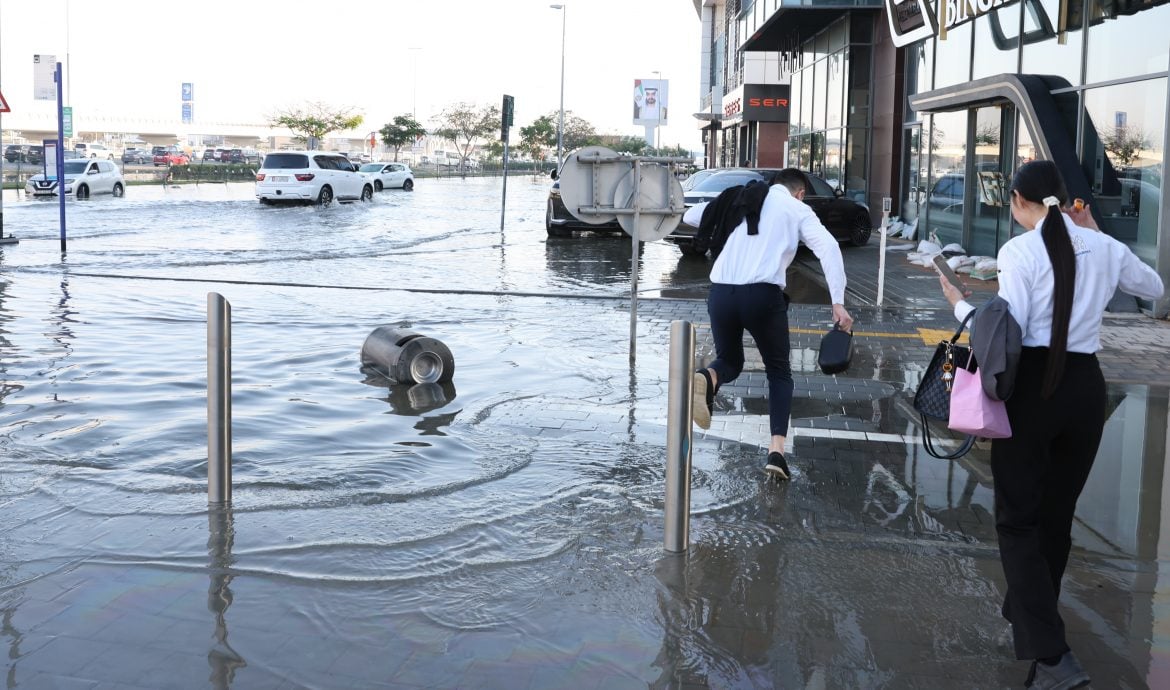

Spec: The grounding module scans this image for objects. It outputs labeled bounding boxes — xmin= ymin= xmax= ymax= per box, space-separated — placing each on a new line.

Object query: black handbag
xmin=913 ymin=312 xmax=976 ymax=459
xmin=817 ymin=324 xmax=853 ymax=375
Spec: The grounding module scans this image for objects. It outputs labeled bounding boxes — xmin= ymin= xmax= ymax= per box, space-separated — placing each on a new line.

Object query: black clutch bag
xmin=912 ymin=311 xmax=976 ymax=459
xmin=817 ymin=324 xmax=853 ymax=375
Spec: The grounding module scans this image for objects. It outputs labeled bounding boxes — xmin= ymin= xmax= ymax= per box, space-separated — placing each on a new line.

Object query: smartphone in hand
xmin=933 ymin=254 xmax=966 ymax=293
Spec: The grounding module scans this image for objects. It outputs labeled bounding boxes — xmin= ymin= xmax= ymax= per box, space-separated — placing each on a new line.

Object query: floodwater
xmin=0 ymin=178 xmax=1168 ymax=688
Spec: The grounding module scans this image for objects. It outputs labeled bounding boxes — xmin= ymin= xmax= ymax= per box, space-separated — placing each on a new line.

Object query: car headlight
xmin=64 ymin=178 xmax=76 ymax=184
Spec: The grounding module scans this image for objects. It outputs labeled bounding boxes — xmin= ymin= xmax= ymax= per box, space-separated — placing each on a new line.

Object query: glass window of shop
xmin=972 ymin=4 xmax=1021 ymax=80
xmin=824 ymin=129 xmax=845 ymax=187
xmin=1079 ymin=78 xmax=1167 ymax=264
xmin=901 ymin=125 xmax=926 ymax=222
xmin=924 ymin=110 xmax=969 ymax=248
xmin=800 ymin=69 xmax=815 ymax=138
xmin=846 ymin=128 xmax=869 ymax=204
xmin=933 ymin=21 xmax=973 ymax=89
xmin=790 ymin=69 xmax=804 ymax=135
xmin=1086 ymin=0 xmax=1170 ymax=84
xmin=1020 ymin=0 xmax=1083 ymax=88
xmin=826 ymin=52 xmax=845 ymax=130
xmin=812 ymin=59 xmax=826 ymax=131
xmin=904 ymin=40 xmax=933 ymax=123
xmin=848 ymin=46 xmax=871 ymax=128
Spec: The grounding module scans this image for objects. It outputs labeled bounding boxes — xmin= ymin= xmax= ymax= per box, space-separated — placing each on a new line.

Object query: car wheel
xmin=403 ymin=179 xmax=414 ymax=191
xmin=361 ymin=185 xmax=373 ymax=202
xmin=317 ymin=185 xmax=334 ymax=206
xmin=546 ymin=203 xmax=572 ymax=237
xmin=76 ymin=184 xmax=89 ymax=200
xmin=112 ymin=183 xmax=124 ymax=198
xmin=850 ymin=211 xmax=872 ymax=246
xmin=374 ymin=180 xmax=383 ymax=192
xmin=678 ymin=240 xmax=707 ymax=257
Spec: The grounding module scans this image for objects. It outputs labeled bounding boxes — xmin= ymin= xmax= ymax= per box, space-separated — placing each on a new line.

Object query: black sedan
xmin=545 ymin=170 xmax=623 ymax=238
xmin=121 ymin=148 xmax=151 ymax=164
xmin=665 ymin=169 xmax=872 ymax=256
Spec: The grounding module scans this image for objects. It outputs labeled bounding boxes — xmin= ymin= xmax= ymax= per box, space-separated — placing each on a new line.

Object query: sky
xmin=0 ymin=0 xmax=704 ymax=151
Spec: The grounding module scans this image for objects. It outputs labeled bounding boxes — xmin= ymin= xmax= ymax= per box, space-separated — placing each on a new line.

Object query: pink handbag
xmin=947 ymin=360 xmax=1012 ymax=439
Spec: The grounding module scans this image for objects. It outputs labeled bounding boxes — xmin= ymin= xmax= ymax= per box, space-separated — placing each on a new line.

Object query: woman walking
xmin=939 ymin=160 xmax=1163 ymax=688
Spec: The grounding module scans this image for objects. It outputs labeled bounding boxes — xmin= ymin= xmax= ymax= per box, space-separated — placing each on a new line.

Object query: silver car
xmin=25 ymin=159 xmax=125 ymax=199
xmin=358 ymin=162 xmax=415 ymax=192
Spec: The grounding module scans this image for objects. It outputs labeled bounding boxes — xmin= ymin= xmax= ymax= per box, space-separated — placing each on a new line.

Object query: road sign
xmin=0 ymin=89 xmax=9 ymax=113
xmin=62 ymin=107 xmax=73 ymax=137
xmin=182 ymin=82 xmax=194 ymax=102
xmin=33 ymin=54 xmax=57 ymax=101
xmin=182 ymin=102 xmax=193 ymax=124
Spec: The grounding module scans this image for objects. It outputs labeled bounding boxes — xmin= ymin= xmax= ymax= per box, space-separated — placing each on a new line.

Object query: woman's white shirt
xmin=953 ymin=214 xmax=1164 ymax=353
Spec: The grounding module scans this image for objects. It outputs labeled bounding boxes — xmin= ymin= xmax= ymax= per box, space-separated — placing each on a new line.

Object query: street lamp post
xmin=550 ymin=4 xmax=566 ymax=169
xmin=651 ymin=70 xmax=662 ymax=154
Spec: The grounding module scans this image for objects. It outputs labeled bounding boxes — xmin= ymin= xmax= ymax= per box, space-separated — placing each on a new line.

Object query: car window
xmin=692 ymin=172 xmax=765 ymax=193
xmin=265 ymin=154 xmax=310 ymax=169
xmin=806 ymin=174 xmax=835 ymax=197
xmin=63 ymin=161 xmax=88 ymax=175
xmin=358 ymin=163 xmax=381 ymax=172
xmin=98 ymin=162 xmax=114 ymax=173
xmin=329 ymin=156 xmax=354 ymax=171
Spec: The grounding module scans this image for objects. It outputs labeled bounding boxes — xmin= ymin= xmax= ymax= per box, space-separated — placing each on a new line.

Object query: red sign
xmin=0 ymin=89 xmax=10 ymax=113
xmin=368 ymin=134 xmax=376 ymax=148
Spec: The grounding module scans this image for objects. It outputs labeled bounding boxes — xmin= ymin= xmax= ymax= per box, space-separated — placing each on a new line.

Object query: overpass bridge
xmin=0 ymin=110 xmax=316 ymax=149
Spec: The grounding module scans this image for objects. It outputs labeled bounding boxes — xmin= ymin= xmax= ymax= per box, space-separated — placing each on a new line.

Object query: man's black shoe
xmin=764 ymin=452 xmax=790 ymax=480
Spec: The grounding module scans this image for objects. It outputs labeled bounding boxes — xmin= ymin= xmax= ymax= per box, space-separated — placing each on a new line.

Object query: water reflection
xmin=207 ymin=507 xmax=245 ymax=688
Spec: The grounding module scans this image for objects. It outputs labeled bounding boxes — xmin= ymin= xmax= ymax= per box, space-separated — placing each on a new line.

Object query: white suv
xmin=75 ymin=143 xmax=115 ymax=159
xmin=255 ymin=151 xmax=374 ymax=205
xmin=25 ymin=159 xmax=125 ymax=199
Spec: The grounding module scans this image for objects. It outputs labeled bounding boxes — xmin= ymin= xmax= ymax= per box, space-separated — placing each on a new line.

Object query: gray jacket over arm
xmin=971 ymin=296 xmax=1022 ymax=401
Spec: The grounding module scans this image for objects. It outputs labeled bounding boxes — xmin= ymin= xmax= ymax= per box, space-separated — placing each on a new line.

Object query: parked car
xmin=229 ymin=148 xmax=261 ymax=164
xmin=76 ymin=143 xmax=115 ymax=159
xmin=5 ymin=145 xmax=28 ymax=163
xmin=25 ymin=158 xmax=125 ymax=199
xmin=545 ymin=168 xmax=624 ymax=237
xmin=681 ymin=168 xmax=717 ymax=191
xmin=25 ymin=146 xmax=45 ymax=165
xmin=153 ymin=147 xmax=190 ymax=166
xmin=664 ymin=168 xmax=872 ymax=255
xmin=358 ymin=162 xmax=415 ymax=191
xmin=122 ymin=148 xmax=151 ymax=164
xmin=201 ymin=148 xmax=220 ymax=162
xmin=254 ymin=151 xmax=374 ymax=205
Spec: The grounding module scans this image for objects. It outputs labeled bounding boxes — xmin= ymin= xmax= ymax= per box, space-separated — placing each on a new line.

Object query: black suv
xmin=25 ymin=146 xmax=45 ymax=165
xmin=4 ymin=145 xmax=26 ymax=163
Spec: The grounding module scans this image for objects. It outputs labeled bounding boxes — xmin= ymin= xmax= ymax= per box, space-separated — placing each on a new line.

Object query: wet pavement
xmin=1 ymin=180 xmax=1169 ymax=688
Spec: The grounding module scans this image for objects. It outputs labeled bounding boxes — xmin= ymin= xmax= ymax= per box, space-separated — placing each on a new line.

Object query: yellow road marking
xmin=788 ymin=327 xmax=968 ymax=346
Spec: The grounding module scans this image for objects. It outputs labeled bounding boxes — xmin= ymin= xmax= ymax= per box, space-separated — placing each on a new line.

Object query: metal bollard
xmin=207 ymin=293 xmax=232 ymax=505
xmin=664 ymin=320 xmax=695 ymax=553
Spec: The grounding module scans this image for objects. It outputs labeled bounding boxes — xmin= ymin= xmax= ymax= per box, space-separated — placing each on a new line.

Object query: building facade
xmin=692 ymin=0 xmax=1169 ymax=315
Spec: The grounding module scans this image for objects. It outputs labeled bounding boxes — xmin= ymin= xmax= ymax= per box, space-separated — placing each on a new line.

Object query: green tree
xmin=560 ymin=112 xmax=599 ymax=151
xmin=610 ymin=135 xmax=649 ymax=156
xmin=379 ymin=114 xmax=427 ymax=162
xmin=270 ymin=102 xmax=363 ymax=149
xmin=519 ymin=115 xmax=557 ymax=166
xmin=1102 ymin=125 xmax=1152 ymax=168
xmin=433 ymin=102 xmax=500 ymax=174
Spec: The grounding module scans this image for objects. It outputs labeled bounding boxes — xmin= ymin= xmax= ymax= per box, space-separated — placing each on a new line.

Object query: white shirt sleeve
xmin=953 ymin=300 xmax=976 ymax=323
xmin=795 ymin=206 xmax=847 ymax=304
xmin=1116 ymin=243 xmax=1165 ymax=301
xmin=682 ymin=201 xmax=707 ymax=227
xmin=995 ymin=241 xmax=1032 ymax=334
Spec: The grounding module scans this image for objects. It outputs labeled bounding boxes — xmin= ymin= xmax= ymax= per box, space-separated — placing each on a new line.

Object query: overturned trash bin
xmin=361 ymin=326 xmax=455 ymax=384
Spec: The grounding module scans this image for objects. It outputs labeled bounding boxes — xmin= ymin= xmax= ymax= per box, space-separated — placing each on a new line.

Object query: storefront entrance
xmin=921 ymin=104 xmax=1017 ymax=257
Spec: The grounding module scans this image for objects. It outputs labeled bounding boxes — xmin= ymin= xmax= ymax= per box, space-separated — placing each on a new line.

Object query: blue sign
xmin=182 ymin=82 xmax=194 ymax=102
xmin=182 ymin=102 xmax=193 ymax=124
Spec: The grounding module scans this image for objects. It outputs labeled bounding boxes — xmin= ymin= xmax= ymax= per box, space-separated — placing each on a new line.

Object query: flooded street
xmin=1 ymin=178 xmax=1168 ymax=688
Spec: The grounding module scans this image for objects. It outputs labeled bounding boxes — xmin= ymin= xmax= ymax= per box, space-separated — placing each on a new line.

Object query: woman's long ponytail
xmin=1012 ymin=160 xmax=1076 ymax=399
xmin=1040 ymin=203 xmax=1075 ymax=398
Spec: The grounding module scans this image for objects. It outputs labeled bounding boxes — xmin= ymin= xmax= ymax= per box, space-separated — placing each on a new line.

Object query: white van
xmin=76 ymin=143 xmax=115 ymax=159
